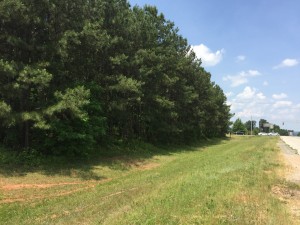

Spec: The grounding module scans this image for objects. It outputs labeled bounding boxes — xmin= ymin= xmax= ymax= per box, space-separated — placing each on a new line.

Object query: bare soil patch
xmin=2 ymin=181 xmax=91 ymax=190
xmin=272 ymin=185 xmax=300 ymax=220
xmin=0 ymin=179 xmax=111 ymax=204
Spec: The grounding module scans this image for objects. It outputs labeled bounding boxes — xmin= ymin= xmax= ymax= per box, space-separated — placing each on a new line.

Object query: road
xmin=280 ymin=136 xmax=300 ymax=154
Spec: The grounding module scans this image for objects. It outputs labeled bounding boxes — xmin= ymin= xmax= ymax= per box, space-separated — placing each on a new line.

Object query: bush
xmin=0 ymin=146 xmax=42 ymax=167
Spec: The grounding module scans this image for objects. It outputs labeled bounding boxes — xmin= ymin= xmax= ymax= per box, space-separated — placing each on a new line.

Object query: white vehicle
xmin=268 ymin=132 xmax=279 ymax=136
xmin=258 ymin=132 xmax=268 ymax=136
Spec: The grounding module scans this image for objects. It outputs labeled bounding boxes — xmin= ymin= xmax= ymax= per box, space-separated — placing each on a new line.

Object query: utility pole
xmin=251 ymin=115 xmax=253 ymax=135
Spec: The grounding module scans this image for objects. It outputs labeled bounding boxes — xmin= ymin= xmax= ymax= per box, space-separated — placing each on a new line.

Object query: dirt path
xmin=277 ymin=139 xmax=300 ymax=221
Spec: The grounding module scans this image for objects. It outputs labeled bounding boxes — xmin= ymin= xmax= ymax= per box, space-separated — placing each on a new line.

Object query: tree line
xmin=0 ymin=0 xmax=231 ymax=155
xmin=232 ymin=118 xmax=290 ymax=136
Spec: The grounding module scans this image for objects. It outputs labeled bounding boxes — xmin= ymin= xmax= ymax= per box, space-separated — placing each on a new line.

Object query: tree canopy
xmin=232 ymin=118 xmax=246 ymax=133
xmin=0 ymin=0 xmax=232 ymax=155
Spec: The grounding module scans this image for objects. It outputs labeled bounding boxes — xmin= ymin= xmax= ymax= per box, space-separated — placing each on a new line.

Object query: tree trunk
xmin=24 ymin=121 xmax=29 ymax=148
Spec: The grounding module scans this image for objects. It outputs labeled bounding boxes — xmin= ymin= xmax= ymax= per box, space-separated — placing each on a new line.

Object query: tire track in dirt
xmin=1 ymin=180 xmax=111 ymax=191
xmin=0 ymin=179 xmax=112 ymax=204
xmin=0 ymin=161 xmax=159 ymax=204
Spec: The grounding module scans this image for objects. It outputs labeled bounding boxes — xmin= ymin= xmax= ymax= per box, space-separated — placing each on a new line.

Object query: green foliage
xmin=271 ymin=124 xmax=280 ymax=134
xmin=0 ymin=0 xmax=232 ymax=155
xmin=15 ymin=64 xmax=52 ymax=89
xmin=47 ymin=86 xmax=90 ymax=120
xmin=279 ymin=129 xmax=289 ymax=136
xmin=0 ymin=100 xmax=11 ymax=118
xmin=259 ymin=118 xmax=268 ymax=132
xmin=36 ymin=85 xmax=106 ymax=156
xmin=244 ymin=120 xmax=256 ymax=131
xmin=253 ymin=127 xmax=260 ymax=135
xmin=232 ymin=118 xmax=246 ymax=132
xmin=0 ymin=145 xmax=42 ymax=167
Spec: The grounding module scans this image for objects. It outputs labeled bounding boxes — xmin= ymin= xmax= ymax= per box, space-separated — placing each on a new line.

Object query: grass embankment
xmin=0 ymin=137 xmax=294 ymax=224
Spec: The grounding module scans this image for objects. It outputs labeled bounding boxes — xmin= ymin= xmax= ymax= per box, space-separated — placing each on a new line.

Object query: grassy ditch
xmin=0 ymin=136 xmax=293 ymax=224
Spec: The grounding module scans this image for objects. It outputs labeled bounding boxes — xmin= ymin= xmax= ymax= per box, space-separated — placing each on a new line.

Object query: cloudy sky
xmin=129 ymin=0 xmax=300 ymax=131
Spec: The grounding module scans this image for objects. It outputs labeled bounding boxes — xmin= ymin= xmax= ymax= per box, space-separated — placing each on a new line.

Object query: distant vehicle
xmin=258 ymin=132 xmax=268 ymax=136
xmin=234 ymin=131 xmax=244 ymax=135
xmin=268 ymin=132 xmax=279 ymax=136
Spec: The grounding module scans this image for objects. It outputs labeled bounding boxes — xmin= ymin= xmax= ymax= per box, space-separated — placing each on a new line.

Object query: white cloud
xmin=232 ymin=87 xmax=267 ymax=118
xmin=273 ymin=58 xmax=299 ymax=69
xmin=272 ymin=93 xmax=288 ymax=100
xmin=191 ymin=44 xmax=224 ymax=67
xmin=235 ymin=109 xmax=264 ymax=118
xmin=236 ymin=86 xmax=255 ymax=99
xmin=273 ymin=101 xmax=292 ymax=108
xmin=263 ymin=81 xmax=269 ymax=86
xmin=225 ymin=92 xmax=234 ymax=98
xmin=224 ymin=76 xmax=248 ymax=87
xmin=223 ymin=70 xmax=261 ymax=87
xmin=236 ymin=55 xmax=246 ymax=62
xmin=227 ymin=87 xmax=300 ymax=130
xmin=257 ymin=92 xmax=266 ymax=100
xmin=236 ymin=86 xmax=266 ymax=101
xmin=248 ymin=70 xmax=260 ymax=76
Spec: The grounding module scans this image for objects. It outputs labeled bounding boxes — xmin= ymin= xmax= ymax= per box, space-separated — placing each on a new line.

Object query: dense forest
xmin=0 ymin=0 xmax=231 ymax=155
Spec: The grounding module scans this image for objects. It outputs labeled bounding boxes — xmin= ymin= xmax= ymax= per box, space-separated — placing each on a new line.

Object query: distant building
xmin=288 ymin=130 xmax=294 ymax=136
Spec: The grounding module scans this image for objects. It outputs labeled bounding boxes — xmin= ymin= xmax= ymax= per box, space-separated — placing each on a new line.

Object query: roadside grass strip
xmin=0 ymin=137 xmax=294 ymax=224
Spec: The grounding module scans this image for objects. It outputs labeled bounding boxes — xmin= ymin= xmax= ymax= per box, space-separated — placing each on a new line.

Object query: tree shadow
xmin=0 ymin=137 xmax=229 ymax=180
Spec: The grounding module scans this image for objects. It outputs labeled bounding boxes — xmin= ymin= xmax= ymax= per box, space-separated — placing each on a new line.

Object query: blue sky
xmin=129 ymin=0 xmax=300 ymax=131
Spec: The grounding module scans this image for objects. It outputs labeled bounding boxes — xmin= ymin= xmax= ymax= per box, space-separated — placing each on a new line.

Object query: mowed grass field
xmin=0 ymin=136 xmax=295 ymax=224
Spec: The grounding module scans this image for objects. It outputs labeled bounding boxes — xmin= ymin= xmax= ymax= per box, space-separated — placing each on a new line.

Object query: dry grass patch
xmin=272 ymin=184 xmax=300 ymax=221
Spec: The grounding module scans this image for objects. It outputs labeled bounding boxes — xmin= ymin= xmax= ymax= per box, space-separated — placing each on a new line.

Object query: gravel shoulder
xmin=277 ymin=137 xmax=300 ymax=221
xmin=280 ymin=136 xmax=300 ymax=155
xmin=278 ymin=139 xmax=300 ymax=183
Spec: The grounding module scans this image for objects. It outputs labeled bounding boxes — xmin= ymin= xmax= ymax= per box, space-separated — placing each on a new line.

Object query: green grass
xmin=0 ymin=137 xmax=293 ymax=224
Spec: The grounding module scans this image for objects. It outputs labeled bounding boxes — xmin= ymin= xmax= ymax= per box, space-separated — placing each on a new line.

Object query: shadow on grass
xmin=0 ymin=137 xmax=230 ymax=180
